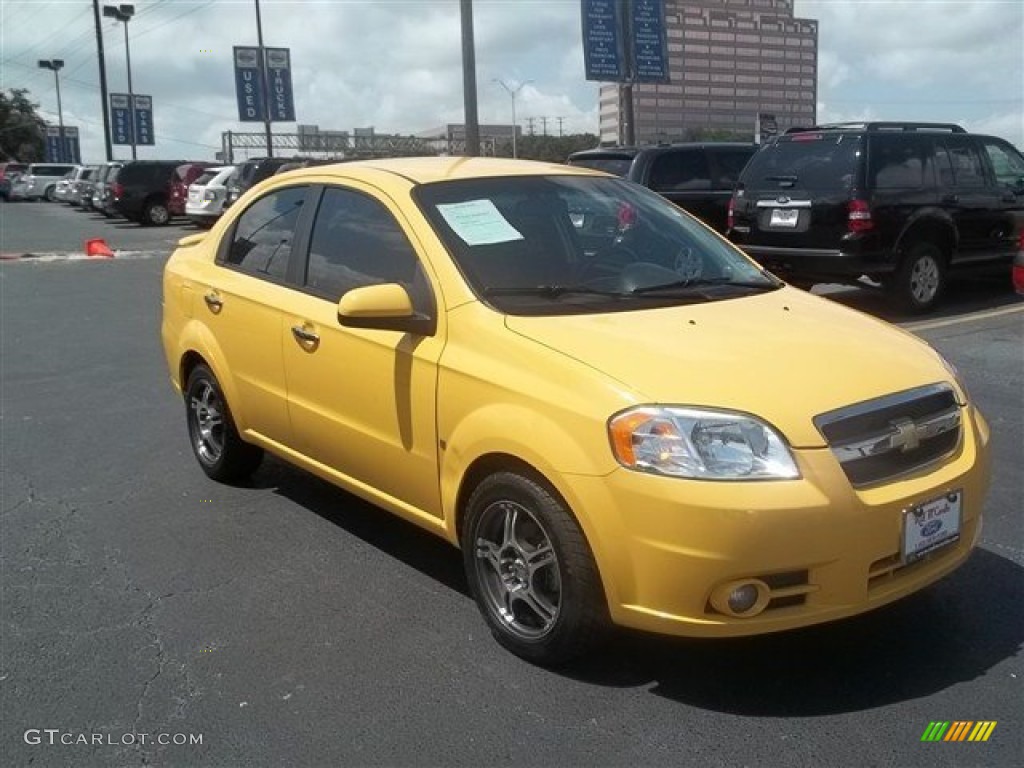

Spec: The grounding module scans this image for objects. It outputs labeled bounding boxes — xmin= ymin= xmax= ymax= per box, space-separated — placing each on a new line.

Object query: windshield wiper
xmin=483 ymin=284 xmax=629 ymax=298
xmin=630 ymin=276 xmax=782 ymax=294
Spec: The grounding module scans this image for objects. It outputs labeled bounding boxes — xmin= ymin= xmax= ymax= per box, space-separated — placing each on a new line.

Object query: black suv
xmin=728 ymin=122 xmax=1024 ymax=311
xmin=111 ymin=160 xmax=187 ymax=225
xmin=567 ymin=143 xmax=757 ymax=233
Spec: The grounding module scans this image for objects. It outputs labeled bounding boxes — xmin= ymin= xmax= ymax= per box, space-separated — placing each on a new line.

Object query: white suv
xmin=10 ymin=163 xmax=79 ymax=201
xmin=185 ymin=165 xmax=236 ymax=227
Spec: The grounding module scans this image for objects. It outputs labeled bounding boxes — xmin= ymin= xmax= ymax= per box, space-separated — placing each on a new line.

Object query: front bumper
xmin=562 ymin=405 xmax=990 ymax=638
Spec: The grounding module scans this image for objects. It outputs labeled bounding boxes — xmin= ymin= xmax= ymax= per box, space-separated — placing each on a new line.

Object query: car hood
xmin=503 ymin=287 xmax=955 ymax=448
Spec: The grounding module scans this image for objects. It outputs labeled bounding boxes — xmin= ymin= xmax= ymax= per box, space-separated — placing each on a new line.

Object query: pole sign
xmin=133 ymin=94 xmax=155 ymax=145
xmin=233 ymin=46 xmax=266 ymax=122
xmin=110 ymin=93 xmax=134 ymax=145
xmin=264 ymin=48 xmax=296 ymax=122
xmin=63 ymin=126 xmax=81 ymax=163
xmin=44 ymin=126 xmax=63 ymax=162
xmin=581 ymin=0 xmax=624 ymax=81
xmin=631 ymin=0 xmax=670 ymax=83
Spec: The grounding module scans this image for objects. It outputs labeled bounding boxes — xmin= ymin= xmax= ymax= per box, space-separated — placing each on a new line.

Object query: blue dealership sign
xmin=133 ymin=94 xmax=155 ymax=145
xmin=233 ymin=46 xmax=266 ymax=122
xmin=44 ymin=126 xmax=63 ymax=162
xmin=62 ymin=126 xmax=81 ymax=163
xmin=110 ymin=93 xmax=134 ymax=145
xmin=631 ymin=0 xmax=670 ymax=83
xmin=264 ymin=48 xmax=296 ymax=122
xmin=581 ymin=0 xmax=624 ymax=81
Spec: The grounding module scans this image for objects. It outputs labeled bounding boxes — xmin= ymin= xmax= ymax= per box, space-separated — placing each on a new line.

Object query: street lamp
xmin=37 ymin=59 xmax=65 ymax=162
xmin=103 ymin=3 xmax=136 ymax=159
xmin=493 ymin=78 xmax=532 ymax=159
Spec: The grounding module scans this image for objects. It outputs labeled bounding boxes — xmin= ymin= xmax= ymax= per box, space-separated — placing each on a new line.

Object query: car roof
xmin=282 ymin=156 xmax=604 ymax=185
xmin=570 ymin=143 xmax=756 ymax=159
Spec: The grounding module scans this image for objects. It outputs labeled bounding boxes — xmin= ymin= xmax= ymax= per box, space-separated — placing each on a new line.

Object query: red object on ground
xmin=85 ymin=238 xmax=115 ymax=259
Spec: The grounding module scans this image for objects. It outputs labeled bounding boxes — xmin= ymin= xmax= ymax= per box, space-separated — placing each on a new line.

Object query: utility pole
xmin=494 ymin=78 xmax=531 ymax=159
xmin=526 ymin=117 xmax=535 ymax=136
xmin=540 ymin=116 xmax=548 ymax=137
xmin=459 ymin=0 xmax=480 ymax=156
xmin=92 ymin=0 xmax=113 ymax=161
xmin=557 ymin=116 xmax=564 ymax=137
xmin=254 ymin=0 xmax=273 ymax=157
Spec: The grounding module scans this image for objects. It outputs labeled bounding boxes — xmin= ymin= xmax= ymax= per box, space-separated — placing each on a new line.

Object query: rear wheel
xmin=142 ymin=199 xmax=170 ymax=226
xmin=462 ymin=471 xmax=606 ymax=666
xmin=184 ymin=364 xmax=263 ymax=482
xmin=44 ymin=186 xmax=57 ymax=202
xmin=888 ymin=240 xmax=947 ymax=313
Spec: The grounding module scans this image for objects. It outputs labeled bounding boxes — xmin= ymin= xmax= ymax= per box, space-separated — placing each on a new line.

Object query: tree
xmin=0 ymin=89 xmax=46 ymax=162
xmin=493 ymin=133 xmax=601 ymax=163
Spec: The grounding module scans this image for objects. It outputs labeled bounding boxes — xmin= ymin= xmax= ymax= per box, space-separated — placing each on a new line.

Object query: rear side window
xmin=648 ymin=150 xmax=712 ymax=191
xmin=226 ymin=186 xmax=308 ymax=280
xmin=740 ymin=134 xmax=861 ymax=191
xmin=194 ymin=171 xmax=218 ymax=186
xmin=568 ymin=156 xmax=634 ymax=177
xmin=938 ymin=138 xmax=987 ymax=188
xmin=869 ymin=135 xmax=928 ymax=189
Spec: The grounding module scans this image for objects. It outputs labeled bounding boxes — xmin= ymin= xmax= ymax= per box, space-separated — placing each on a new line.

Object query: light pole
xmin=493 ymin=78 xmax=531 ymax=158
xmin=103 ymin=4 xmax=136 ymax=159
xmin=37 ymin=59 xmax=65 ymax=162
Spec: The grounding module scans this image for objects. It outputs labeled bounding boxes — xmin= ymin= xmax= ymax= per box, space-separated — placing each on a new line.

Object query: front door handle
xmin=941 ymin=194 xmax=959 ymax=204
xmin=203 ymin=291 xmax=223 ymax=310
xmin=291 ymin=325 xmax=320 ymax=344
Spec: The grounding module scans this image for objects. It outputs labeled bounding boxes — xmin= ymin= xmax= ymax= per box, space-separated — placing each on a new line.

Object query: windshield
xmin=414 ymin=175 xmax=778 ymax=316
xmin=567 ymin=155 xmax=634 ymax=177
xmin=741 ymin=134 xmax=862 ymax=191
xmin=194 ymin=171 xmax=219 ymax=186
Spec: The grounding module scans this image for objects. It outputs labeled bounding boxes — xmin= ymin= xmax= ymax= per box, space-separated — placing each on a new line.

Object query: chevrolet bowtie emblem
xmin=889 ymin=418 xmax=921 ymax=452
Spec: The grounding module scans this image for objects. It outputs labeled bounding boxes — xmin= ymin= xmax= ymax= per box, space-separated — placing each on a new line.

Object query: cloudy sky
xmin=1 ymin=0 xmax=1021 ymax=162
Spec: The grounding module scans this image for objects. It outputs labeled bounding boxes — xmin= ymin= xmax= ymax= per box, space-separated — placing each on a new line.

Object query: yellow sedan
xmin=162 ymin=157 xmax=989 ymax=665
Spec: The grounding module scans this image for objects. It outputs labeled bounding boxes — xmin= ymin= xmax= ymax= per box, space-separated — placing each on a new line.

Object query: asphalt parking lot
xmin=1 ymin=204 xmax=1022 ymax=767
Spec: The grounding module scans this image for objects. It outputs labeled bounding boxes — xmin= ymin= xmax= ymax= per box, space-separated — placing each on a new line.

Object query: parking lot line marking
xmin=904 ymin=304 xmax=1024 ymax=332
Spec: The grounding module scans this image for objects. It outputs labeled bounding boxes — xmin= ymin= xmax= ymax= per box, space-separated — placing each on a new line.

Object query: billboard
xmin=133 ymin=94 xmax=155 ymax=145
xmin=264 ymin=47 xmax=296 ymax=122
xmin=110 ymin=93 xmax=133 ymax=145
xmin=581 ymin=0 xmax=624 ymax=81
xmin=233 ymin=46 xmax=266 ymax=122
xmin=631 ymin=0 xmax=670 ymax=83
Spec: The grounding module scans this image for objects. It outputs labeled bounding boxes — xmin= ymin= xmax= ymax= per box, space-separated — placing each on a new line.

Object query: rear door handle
xmin=941 ymin=194 xmax=959 ymax=204
xmin=291 ymin=325 xmax=320 ymax=344
xmin=203 ymin=291 xmax=223 ymax=310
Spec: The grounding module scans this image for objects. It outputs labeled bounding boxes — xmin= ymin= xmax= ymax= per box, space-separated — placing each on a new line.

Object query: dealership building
xmin=598 ymin=0 xmax=819 ymax=144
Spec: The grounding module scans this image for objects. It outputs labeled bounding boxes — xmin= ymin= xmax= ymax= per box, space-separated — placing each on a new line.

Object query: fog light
xmin=710 ymin=579 xmax=769 ymax=617
xmin=728 ymin=585 xmax=759 ymax=614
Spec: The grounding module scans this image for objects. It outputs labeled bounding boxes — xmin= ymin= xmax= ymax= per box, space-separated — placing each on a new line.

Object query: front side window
xmin=225 ymin=186 xmax=307 ymax=279
xmin=304 ymin=187 xmax=429 ymax=308
xmin=415 ymin=175 xmax=779 ymax=316
xmin=942 ymin=137 xmax=986 ymax=188
xmin=980 ymin=138 xmax=1024 ymax=187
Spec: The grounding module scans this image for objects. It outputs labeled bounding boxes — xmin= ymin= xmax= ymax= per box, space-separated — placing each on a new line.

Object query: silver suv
xmin=10 ymin=163 xmax=79 ymax=201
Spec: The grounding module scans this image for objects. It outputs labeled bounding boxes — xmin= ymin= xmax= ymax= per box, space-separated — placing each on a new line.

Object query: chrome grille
xmin=815 ymin=384 xmax=961 ymax=487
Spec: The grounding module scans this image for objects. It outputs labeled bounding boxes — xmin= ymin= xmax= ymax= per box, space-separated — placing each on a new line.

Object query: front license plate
xmin=902 ymin=490 xmax=962 ymax=562
xmin=769 ymin=209 xmax=800 ymax=227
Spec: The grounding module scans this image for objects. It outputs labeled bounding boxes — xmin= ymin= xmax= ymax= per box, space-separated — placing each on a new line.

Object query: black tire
xmin=888 ymin=240 xmax=948 ymax=313
xmin=142 ymin=199 xmax=170 ymax=226
xmin=184 ymin=364 xmax=263 ymax=482
xmin=44 ymin=185 xmax=57 ymax=202
xmin=461 ymin=471 xmax=607 ymax=665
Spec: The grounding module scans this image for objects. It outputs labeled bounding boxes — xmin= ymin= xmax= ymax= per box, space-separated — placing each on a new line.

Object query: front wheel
xmin=44 ymin=186 xmax=57 ymax=202
xmin=888 ymin=241 xmax=947 ymax=313
xmin=462 ymin=471 xmax=607 ymax=665
xmin=184 ymin=364 xmax=263 ymax=482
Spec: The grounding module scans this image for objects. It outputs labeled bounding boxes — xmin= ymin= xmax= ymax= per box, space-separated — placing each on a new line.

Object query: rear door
xmin=935 ymin=136 xmax=1008 ymax=263
xmin=733 ymin=133 xmax=862 ymax=249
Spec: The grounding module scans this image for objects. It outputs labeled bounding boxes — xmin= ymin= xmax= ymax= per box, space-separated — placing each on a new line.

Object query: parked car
xmin=567 ymin=143 xmax=757 ymax=233
xmin=77 ymin=165 xmax=103 ymax=210
xmin=68 ymin=166 xmax=98 ymax=206
xmin=53 ymin=170 xmax=76 ymax=203
xmin=168 ymin=162 xmax=214 ymax=218
xmin=223 ymin=157 xmax=296 ymax=209
xmin=111 ymin=160 xmax=188 ymax=225
xmin=185 ymin=165 xmax=236 ymax=227
xmin=92 ymin=162 xmax=125 ymax=217
xmin=727 ymin=121 xmax=1024 ymax=312
xmin=1013 ymin=235 xmax=1024 ymax=295
xmin=162 ymin=157 xmax=989 ymax=665
xmin=8 ymin=162 xmax=79 ymax=201
xmin=0 ymin=161 xmax=28 ymax=200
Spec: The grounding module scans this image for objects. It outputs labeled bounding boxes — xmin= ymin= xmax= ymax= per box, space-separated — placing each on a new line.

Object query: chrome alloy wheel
xmin=189 ymin=381 xmax=224 ymax=464
xmin=909 ymin=254 xmax=941 ymax=303
xmin=474 ymin=500 xmax=562 ymax=640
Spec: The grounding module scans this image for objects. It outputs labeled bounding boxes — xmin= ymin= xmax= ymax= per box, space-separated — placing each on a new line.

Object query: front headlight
xmin=608 ymin=406 xmax=800 ymax=480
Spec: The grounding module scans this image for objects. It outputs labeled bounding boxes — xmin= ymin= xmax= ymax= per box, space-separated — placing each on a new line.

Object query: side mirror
xmin=337 ymin=283 xmax=435 ymax=336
